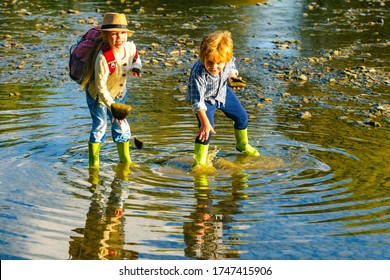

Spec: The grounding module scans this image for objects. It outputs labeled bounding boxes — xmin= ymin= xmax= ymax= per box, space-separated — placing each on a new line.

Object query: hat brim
xmin=100 ymin=24 xmax=132 ymax=31
xmin=99 ymin=27 xmax=134 ymax=35
xmin=101 ymin=27 xmax=130 ymax=31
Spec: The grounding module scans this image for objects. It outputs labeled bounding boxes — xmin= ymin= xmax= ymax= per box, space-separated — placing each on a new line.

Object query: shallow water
xmin=0 ymin=0 xmax=389 ymax=260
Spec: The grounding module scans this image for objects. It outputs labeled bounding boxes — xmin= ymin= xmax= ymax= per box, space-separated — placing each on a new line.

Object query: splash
xmin=191 ymin=146 xmax=220 ymax=175
xmin=214 ymin=154 xmax=286 ymax=172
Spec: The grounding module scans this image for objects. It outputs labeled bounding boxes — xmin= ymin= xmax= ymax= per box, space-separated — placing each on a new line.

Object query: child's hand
xmin=197 ymin=123 xmax=216 ymax=142
xmin=131 ymin=71 xmax=142 ymax=77
xmin=112 ymin=117 xmax=126 ymax=126
xmin=228 ymin=76 xmax=246 ymax=89
xmin=131 ymin=68 xmax=142 ymax=77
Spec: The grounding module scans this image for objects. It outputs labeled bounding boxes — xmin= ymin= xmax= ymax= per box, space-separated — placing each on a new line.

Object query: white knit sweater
xmin=87 ymin=41 xmax=141 ymax=108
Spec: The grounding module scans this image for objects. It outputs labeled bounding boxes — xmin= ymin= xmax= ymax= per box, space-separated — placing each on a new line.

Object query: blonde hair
xmin=199 ymin=30 xmax=233 ymax=64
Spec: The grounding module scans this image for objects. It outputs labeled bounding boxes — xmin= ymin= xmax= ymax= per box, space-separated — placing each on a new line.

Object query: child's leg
xmin=193 ymin=142 xmax=209 ymax=167
xmin=192 ymin=102 xmax=216 ymax=167
xmin=86 ymin=92 xmax=108 ymax=143
xmin=86 ymin=92 xmax=108 ymax=167
xmin=108 ymin=95 xmax=132 ymax=163
xmin=109 ymin=96 xmax=131 ymax=143
xmin=220 ymin=87 xmax=248 ymax=129
xmin=221 ymin=88 xmax=260 ymax=156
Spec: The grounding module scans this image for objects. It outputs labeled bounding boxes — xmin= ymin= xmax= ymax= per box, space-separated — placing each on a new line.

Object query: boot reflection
xmin=114 ymin=162 xmax=132 ymax=181
xmin=231 ymin=172 xmax=249 ymax=200
xmin=88 ymin=167 xmax=101 ymax=189
xmin=194 ymin=173 xmax=209 ymax=193
xmin=184 ymin=168 xmax=250 ymax=259
xmin=68 ymin=164 xmax=138 ymax=260
xmin=184 ymin=183 xmax=219 ymax=260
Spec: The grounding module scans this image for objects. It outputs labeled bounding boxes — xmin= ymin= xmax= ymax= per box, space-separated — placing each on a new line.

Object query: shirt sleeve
xmin=228 ymin=57 xmax=238 ymax=77
xmin=94 ymin=52 xmax=115 ymax=108
xmin=188 ymin=73 xmax=208 ymax=113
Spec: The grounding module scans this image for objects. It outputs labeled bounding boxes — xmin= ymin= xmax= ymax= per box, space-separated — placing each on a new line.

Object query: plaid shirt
xmin=186 ymin=58 xmax=238 ymax=113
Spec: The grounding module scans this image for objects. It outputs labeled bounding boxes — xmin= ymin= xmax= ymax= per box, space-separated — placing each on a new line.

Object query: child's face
xmin=204 ymin=60 xmax=226 ymax=75
xmin=107 ymin=31 xmax=128 ymax=50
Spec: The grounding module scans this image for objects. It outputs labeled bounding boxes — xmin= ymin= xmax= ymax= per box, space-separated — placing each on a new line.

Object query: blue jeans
xmin=86 ymin=92 xmax=131 ymax=143
xmin=195 ymin=87 xmax=248 ymax=144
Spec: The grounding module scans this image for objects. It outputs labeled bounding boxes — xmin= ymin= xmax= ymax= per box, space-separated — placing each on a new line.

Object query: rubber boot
xmin=116 ymin=141 xmax=131 ymax=163
xmin=192 ymin=143 xmax=209 ymax=167
xmin=235 ymin=128 xmax=260 ymax=156
xmin=88 ymin=142 xmax=101 ymax=168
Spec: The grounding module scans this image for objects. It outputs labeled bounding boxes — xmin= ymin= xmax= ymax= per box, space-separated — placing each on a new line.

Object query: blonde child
xmin=80 ymin=13 xmax=142 ymax=168
xmin=186 ymin=30 xmax=259 ymax=167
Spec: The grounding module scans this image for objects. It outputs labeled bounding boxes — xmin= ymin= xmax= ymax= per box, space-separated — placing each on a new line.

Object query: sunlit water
xmin=0 ymin=0 xmax=389 ymax=260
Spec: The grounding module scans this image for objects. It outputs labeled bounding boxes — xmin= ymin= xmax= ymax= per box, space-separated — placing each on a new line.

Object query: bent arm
xmin=196 ymin=109 xmax=216 ymax=142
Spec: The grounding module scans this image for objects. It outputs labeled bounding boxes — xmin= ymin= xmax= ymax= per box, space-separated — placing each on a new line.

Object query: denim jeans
xmin=195 ymin=87 xmax=248 ymax=144
xmin=86 ymin=91 xmax=131 ymax=143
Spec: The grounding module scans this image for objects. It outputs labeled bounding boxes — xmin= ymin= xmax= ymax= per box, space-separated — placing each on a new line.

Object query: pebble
xmin=377 ymin=104 xmax=390 ymax=113
xmin=9 ymin=92 xmax=21 ymax=97
xmin=298 ymin=111 xmax=312 ymax=119
xmin=298 ymin=74 xmax=308 ymax=82
xmin=67 ymin=9 xmax=79 ymax=14
xmin=364 ymin=119 xmax=381 ymax=127
xmin=260 ymin=97 xmax=273 ymax=103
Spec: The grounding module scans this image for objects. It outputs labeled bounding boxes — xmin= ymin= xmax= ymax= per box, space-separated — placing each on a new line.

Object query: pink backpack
xmin=69 ymin=26 xmax=116 ymax=84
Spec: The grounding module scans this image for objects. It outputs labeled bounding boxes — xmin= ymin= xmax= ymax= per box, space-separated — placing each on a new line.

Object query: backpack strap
xmin=132 ymin=49 xmax=139 ymax=64
xmin=101 ymin=44 xmax=116 ymax=75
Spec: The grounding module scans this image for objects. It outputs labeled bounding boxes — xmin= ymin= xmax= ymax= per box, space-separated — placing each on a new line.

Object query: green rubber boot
xmin=88 ymin=142 xmax=101 ymax=168
xmin=235 ymin=128 xmax=260 ymax=156
xmin=192 ymin=143 xmax=209 ymax=167
xmin=116 ymin=141 xmax=131 ymax=163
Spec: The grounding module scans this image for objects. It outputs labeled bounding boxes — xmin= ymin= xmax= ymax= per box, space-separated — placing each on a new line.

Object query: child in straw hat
xmin=80 ymin=13 xmax=142 ymax=169
xmin=186 ymin=30 xmax=260 ymax=168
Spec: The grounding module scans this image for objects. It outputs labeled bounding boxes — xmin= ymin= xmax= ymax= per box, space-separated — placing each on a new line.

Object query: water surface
xmin=0 ymin=0 xmax=389 ymax=260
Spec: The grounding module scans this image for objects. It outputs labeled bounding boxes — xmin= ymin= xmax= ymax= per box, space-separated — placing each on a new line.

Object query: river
xmin=0 ymin=0 xmax=389 ymax=260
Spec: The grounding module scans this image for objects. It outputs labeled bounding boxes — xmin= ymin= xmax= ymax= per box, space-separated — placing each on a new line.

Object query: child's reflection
xmin=183 ymin=171 xmax=248 ymax=260
xmin=68 ymin=163 xmax=138 ymax=260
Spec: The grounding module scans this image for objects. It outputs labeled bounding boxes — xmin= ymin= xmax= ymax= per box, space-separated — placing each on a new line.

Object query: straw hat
xmin=100 ymin=13 xmax=133 ymax=34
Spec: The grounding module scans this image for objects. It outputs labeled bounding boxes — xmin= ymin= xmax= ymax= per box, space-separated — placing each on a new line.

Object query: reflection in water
xmin=0 ymin=0 xmax=389 ymax=260
xmin=68 ymin=164 xmax=138 ymax=260
xmin=183 ymin=170 xmax=248 ymax=260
